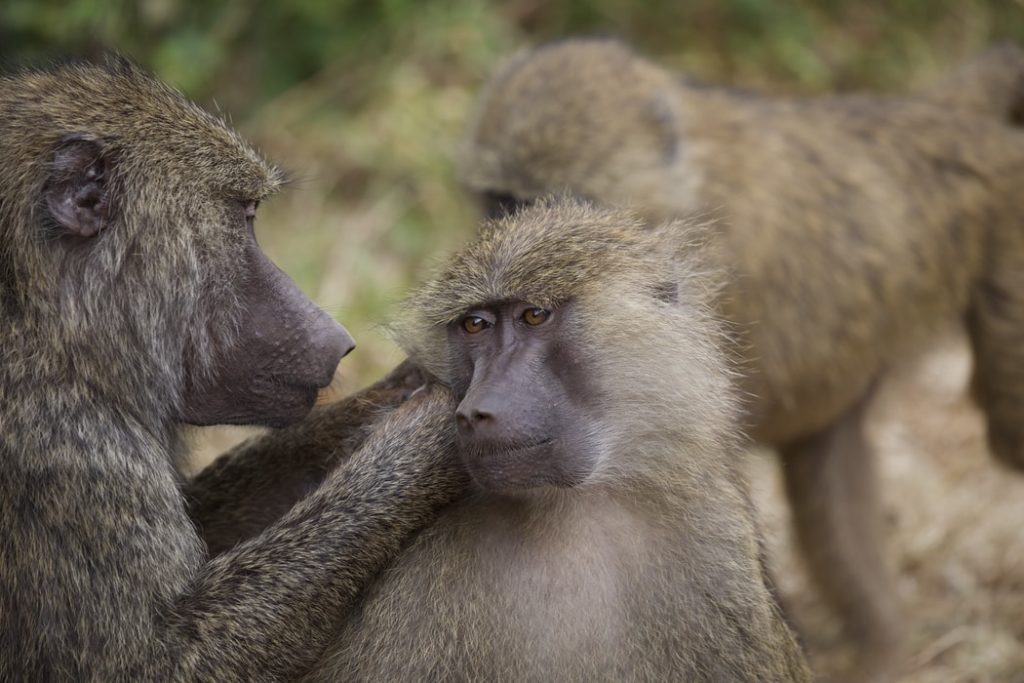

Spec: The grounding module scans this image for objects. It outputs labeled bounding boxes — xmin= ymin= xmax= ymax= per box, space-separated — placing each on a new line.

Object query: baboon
xmin=0 ymin=58 xmax=468 ymax=680
xmin=303 ymin=197 xmax=812 ymax=682
xmin=457 ymin=39 xmax=1024 ymax=679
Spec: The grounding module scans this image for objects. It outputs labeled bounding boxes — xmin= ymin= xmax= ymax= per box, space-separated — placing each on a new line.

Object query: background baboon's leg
xmin=780 ymin=388 xmax=902 ymax=679
xmin=967 ymin=244 xmax=1024 ymax=471
xmin=185 ymin=359 xmax=425 ymax=556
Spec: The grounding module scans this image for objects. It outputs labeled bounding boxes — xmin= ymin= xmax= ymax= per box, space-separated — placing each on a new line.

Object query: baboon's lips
xmin=315 ymin=363 xmax=345 ymax=406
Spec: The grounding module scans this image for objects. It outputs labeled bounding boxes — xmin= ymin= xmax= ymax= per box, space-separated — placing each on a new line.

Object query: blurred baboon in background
xmin=458 ymin=39 xmax=1024 ymax=680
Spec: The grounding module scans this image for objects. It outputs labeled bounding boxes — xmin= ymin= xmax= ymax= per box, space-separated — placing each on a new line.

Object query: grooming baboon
xmin=0 ymin=58 xmax=468 ymax=680
xmin=458 ymin=39 xmax=1024 ymax=678
xmin=303 ymin=197 xmax=812 ymax=683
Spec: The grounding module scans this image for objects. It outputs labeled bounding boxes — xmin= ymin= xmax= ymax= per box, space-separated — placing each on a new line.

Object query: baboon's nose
xmin=315 ymin=313 xmax=354 ymax=357
xmin=337 ymin=327 xmax=356 ymax=360
xmin=305 ymin=316 xmax=356 ymax=389
xmin=455 ymin=405 xmax=495 ymax=433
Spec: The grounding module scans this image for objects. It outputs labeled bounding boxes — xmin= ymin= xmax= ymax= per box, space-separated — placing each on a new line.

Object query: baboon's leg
xmin=967 ymin=247 xmax=1024 ymax=470
xmin=781 ymin=389 xmax=902 ymax=680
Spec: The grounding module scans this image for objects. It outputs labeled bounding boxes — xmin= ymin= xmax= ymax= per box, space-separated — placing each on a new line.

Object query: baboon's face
xmin=42 ymin=134 xmax=354 ymax=428
xmin=176 ymin=198 xmax=355 ymax=428
xmin=447 ymin=299 xmax=601 ymax=492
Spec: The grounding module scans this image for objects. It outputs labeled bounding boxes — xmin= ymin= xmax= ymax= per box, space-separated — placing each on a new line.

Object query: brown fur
xmin=458 ymin=39 xmax=1024 ymax=680
xmin=187 ymin=359 xmax=428 ymax=556
xmin=0 ymin=58 xmax=467 ymax=680
xmin=305 ymin=197 xmax=812 ymax=682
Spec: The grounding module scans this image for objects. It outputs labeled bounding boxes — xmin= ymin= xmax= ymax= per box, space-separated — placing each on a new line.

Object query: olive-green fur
xmin=394 ymin=196 xmax=718 ymax=382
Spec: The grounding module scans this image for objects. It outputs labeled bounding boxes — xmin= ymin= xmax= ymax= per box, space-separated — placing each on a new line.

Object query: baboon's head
xmin=458 ymin=39 xmax=685 ymax=220
xmin=0 ymin=58 xmax=353 ymax=428
xmin=394 ymin=196 xmax=736 ymax=494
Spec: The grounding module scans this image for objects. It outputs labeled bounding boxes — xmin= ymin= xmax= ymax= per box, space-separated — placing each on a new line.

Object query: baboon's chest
xmin=318 ymin=499 xmax=671 ymax=681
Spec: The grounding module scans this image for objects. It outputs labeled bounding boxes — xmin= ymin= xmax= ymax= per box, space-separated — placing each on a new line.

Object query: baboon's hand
xmin=381 ymin=357 xmax=431 ymax=397
xmin=396 ymin=381 xmax=456 ymax=418
xmin=348 ymin=383 xmax=467 ymax=508
xmin=336 ymin=358 xmax=429 ymax=415
xmin=375 ymin=382 xmax=458 ymax=458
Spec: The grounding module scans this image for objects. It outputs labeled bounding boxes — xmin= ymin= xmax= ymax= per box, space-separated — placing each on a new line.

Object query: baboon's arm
xmin=163 ymin=386 xmax=465 ymax=681
xmin=3 ymin=386 xmax=464 ymax=681
xmin=184 ymin=359 xmax=424 ymax=554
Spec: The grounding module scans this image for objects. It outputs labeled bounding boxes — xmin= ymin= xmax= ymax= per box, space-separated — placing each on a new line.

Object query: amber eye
xmin=462 ymin=316 xmax=488 ymax=334
xmin=522 ymin=307 xmax=550 ymax=326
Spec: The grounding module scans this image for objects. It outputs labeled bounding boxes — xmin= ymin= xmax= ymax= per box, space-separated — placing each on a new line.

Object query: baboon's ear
xmin=45 ymin=134 xmax=111 ymax=238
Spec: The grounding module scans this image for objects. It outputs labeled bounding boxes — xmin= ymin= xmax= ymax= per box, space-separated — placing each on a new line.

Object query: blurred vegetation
xmin=3 ymin=0 xmax=1024 ymax=388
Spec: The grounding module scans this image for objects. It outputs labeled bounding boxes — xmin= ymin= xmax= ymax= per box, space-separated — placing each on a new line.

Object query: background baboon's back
xmin=4 ymin=2 xmax=1023 ymax=680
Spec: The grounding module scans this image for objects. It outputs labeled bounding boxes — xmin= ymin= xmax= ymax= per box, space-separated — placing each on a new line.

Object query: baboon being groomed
xmin=0 ymin=57 xmax=468 ymax=680
xmin=458 ymin=39 xmax=1024 ymax=679
xmin=303 ymin=197 xmax=812 ymax=682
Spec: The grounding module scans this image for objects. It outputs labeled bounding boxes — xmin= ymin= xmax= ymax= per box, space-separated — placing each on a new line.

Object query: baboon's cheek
xmin=177 ymin=242 xmax=354 ymax=428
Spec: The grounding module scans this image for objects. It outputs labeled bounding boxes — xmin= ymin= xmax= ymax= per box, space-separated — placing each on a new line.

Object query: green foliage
xmin=6 ymin=1 xmax=1023 ymax=102
xmin=1 ymin=0 xmax=512 ymax=107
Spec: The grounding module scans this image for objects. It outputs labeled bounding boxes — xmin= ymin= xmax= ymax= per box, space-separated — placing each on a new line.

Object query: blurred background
xmin=4 ymin=2 xmax=1024 ymax=681
xmin=4 ymin=0 xmax=1024 ymax=389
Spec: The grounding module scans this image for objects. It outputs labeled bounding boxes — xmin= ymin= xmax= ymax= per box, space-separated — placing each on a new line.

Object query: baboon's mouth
xmin=461 ymin=437 xmax=554 ymax=457
xmin=281 ymin=367 xmax=339 ymax=395
xmin=507 ymin=437 xmax=554 ymax=453
xmin=315 ymin=369 xmax=345 ymax=406
xmin=458 ymin=437 xmax=592 ymax=493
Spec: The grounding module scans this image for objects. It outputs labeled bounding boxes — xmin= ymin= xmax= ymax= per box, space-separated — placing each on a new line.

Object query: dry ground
xmin=751 ymin=333 xmax=1024 ymax=682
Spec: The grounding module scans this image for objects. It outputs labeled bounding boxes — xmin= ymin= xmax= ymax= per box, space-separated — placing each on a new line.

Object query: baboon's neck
xmin=0 ymin=325 xmax=178 ymax=458
xmin=466 ymin=475 xmax=685 ymax=518
xmin=0 ymin=378 xmax=176 ymax=469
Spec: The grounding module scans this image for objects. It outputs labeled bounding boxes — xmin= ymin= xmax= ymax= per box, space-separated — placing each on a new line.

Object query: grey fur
xmin=0 ymin=59 xmax=467 ymax=681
